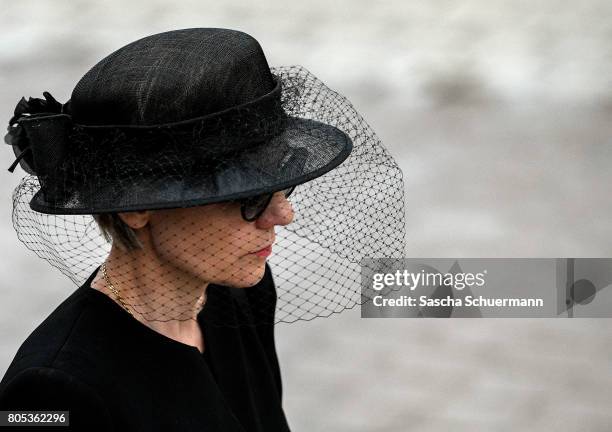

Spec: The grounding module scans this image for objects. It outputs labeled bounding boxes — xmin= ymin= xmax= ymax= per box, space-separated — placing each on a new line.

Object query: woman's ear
xmin=117 ymin=211 xmax=150 ymax=230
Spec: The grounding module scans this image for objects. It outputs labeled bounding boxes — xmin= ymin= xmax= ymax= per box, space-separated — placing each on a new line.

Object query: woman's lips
xmin=252 ymin=245 xmax=272 ymax=257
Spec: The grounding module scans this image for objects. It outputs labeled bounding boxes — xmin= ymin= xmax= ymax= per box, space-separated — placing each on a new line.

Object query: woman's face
xmin=145 ymin=191 xmax=294 ymax=287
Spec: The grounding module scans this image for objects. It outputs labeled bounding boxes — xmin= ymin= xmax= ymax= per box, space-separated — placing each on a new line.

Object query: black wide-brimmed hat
xmin=6 ymin=28 xmax=352 ymax=214
xmin=6 ymin=28 xmax=406 ymax=326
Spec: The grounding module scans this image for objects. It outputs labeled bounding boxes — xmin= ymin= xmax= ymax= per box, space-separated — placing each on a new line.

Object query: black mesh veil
xmin=6 ymin=29 xmax=406 ymax=327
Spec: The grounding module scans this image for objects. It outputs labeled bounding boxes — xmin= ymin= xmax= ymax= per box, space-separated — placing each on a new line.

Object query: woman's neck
xmin=90 ymin=245 xmax=208 ymax=353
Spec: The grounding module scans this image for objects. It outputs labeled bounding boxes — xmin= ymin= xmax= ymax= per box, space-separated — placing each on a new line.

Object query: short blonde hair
xmin=92 ymin=213 xmax=143 ymax=252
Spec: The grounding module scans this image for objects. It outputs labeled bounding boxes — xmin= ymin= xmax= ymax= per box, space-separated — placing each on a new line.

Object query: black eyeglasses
xmin=240 ymin=186 xmax=296 ymax=222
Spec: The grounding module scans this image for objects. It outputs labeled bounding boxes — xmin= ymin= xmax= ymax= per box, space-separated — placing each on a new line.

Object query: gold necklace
xmin=100 ymin=263 xmax=208 ymax=320
xmin=101 ymin=262 xmax=135 ymax=317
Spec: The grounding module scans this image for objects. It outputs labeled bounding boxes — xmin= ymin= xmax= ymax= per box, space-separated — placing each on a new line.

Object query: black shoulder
xmin=0 ymin=367 xmax=114 ymax=430
xmin=2 ymin=286 xmax=96 ymax=378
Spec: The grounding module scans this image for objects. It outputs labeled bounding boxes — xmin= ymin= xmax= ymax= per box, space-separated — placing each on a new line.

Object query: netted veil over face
xmin=6 ymin=28 xmax=406 ymax=327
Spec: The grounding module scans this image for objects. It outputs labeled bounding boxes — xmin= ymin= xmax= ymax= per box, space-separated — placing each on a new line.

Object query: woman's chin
xmin=225 ymin=264 xmax=267 ymax=288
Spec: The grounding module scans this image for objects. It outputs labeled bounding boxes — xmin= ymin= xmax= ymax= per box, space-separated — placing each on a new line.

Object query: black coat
xmin=0 ymin=264 xmax=291 ymax=431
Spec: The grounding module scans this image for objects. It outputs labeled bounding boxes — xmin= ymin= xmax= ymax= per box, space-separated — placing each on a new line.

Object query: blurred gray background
xmin=1 ymin=1 xmax=612 ymax=431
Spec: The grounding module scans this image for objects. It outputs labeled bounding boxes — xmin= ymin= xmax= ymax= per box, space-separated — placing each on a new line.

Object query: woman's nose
xmin=255 ymin=192 xmax=294 ymax=229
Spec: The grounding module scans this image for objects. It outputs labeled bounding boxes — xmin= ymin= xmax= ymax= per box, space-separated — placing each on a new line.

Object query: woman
xmin=0 ymin=28 xmax=405 ymax=430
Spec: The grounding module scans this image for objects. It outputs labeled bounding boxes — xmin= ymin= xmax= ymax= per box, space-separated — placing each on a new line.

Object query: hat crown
xmin=70 ymin=28 xmax=276 ymax=126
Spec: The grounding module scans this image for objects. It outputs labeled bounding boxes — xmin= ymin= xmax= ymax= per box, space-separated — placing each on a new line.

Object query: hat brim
xmin=29 ymin=116 xmax=353 ymax=214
